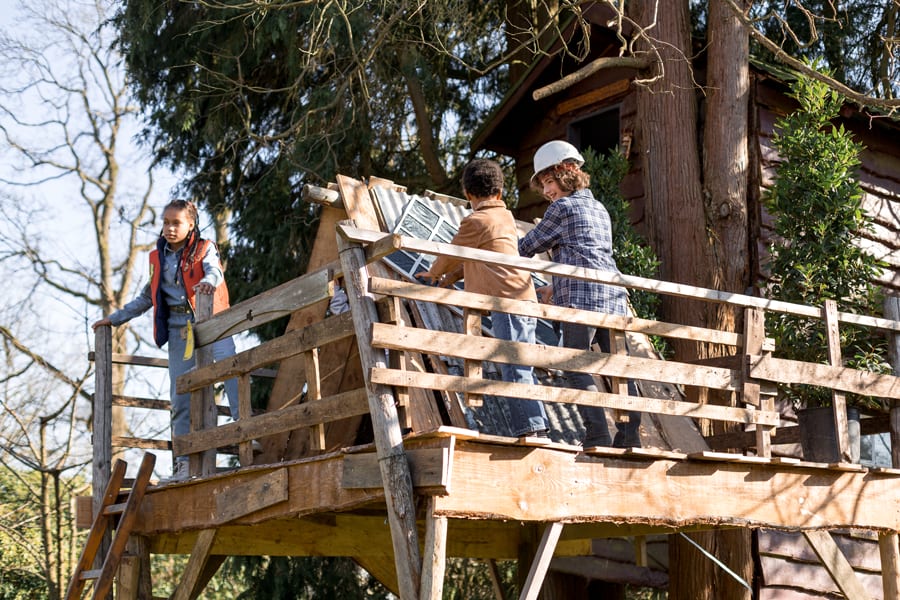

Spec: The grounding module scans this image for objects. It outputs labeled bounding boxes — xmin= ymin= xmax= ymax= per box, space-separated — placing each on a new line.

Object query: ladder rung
xmin=80 ymin=569 xmax=101 ymax=581
xmin=102 ymin=502 xmax=126 ymax=516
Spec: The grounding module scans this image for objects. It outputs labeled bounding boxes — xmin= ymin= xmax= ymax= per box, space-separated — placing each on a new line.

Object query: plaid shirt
xmin=519 ymin=188 xmax=628 ymax=315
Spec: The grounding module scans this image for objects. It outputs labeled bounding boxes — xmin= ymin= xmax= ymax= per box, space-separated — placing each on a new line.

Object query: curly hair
xmin=461 ymin=158 xmax=504 ymax=198
xmin=530 ymin=161 xmax=590 ymax=194
xmin=162 ymin=199 xmax=203 ymax=265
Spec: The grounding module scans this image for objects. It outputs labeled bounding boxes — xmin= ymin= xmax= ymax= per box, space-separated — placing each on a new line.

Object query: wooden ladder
xmin=65 ymin=453 xmax=156 ymax=600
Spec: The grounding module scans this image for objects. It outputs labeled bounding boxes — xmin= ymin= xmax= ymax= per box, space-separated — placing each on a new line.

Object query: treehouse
xmin=71 ymin=175 xmax=900 ymax=600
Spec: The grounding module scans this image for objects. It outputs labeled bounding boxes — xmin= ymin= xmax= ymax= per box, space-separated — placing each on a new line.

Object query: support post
xmin=337 ymin=224 xmax=422 ymax=599
xmin=419 ymin=497 xmax=447 ymax=600
xmin=190 ymin=294 xmax=218 ymax=477
xmin=463 ymin=309 xmax=483 ymax=407
xmin=743 ymin=308 xmax=771 ymax=457
xmin=886 ymin=295 xmax=900 ymax=468
xmin=518 ymin=522 xmax=563 ymax=600
xmin=92 ymin=326 xmax=113 ymax=569
xmin=880 ymin=532 xmax=900 ymax=600
xmin=823 ymin=300 xmax=852 ymax=463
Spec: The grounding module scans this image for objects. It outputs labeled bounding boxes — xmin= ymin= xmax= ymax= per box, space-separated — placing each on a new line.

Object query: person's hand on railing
xmin=416 ymin=269 xmax=461 ymax=288
xmin=91 ymin=318 xmax=112 ymax=330
xmin=536 ymin=285 xmax=553 ymax=304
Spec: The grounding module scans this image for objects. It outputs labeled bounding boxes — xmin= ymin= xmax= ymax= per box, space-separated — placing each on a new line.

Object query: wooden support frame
xmin=419 ymin=497 xmax=448 ymax=600
xmin=463 ymin=308 xmax=484 ymax=408
xmin=519 ymin=522 xmax=563 ymax=600
xmin=189 ymin=294 xmax=219 ymax=477
xmin=337 ymin=222 xmax=422 ymax=599
xmin=743 ymin=308 xmax=773 ymax=457
xmin=802 ymin=529 xmax=869 ymax=600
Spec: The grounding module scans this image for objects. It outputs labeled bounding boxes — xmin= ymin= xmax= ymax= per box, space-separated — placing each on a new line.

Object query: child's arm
xmin=92 ymin=284 xmax=152 ymax=329
xmin=195 ymin=242 xmax=226 ymax=295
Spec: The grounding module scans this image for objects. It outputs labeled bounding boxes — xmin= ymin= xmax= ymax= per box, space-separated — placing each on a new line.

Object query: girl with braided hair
xmin=93 ymin=200 xmax=249 ymax=482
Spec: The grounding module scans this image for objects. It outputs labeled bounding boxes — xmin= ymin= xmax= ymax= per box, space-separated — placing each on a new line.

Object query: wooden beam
xmin=420 ymin=497 xmax=448 ymax=600
xmin=336 ymin=218 xmax=422 ymax=599
xmin=370 ymin=277 xmax=744 ymax=347
xmin=214 ymin=469 xmax=289 ymax=525
xmin=193 ymin=264 xmax=337 ymax=346
xmin=171 ymin=529 xmax=218 ymax=600
xmin=173 ymin=388 xmax=370 ymax=456
xmin=879 ymin=532 xmax=900 ymax=600
xmin=824 ymin=300 xmax=853 ymax=462
xmin=341 ymin=225 xmax=900 ymax=332
xmin=802 ymin=529 xmax=870 ymax=600
xmin=370 ymin=368 xmax=779 ymax=426
xmin=519 ymin=522 xmax=563 ymax=600
xmin=177 ymin=311 xmax=355 ymax=394
xmin=341 ymin=448 xmax=451 ymax=492
xmin=189 ymin=295 xmax=218 ymax=477
xmin=744 ymin=308 xmax=772 ymax=457
xmin=428 ymin=440 xmax=900 ymax=529
xmin=371 ymin=323 xmax=743 ymax=392
xmin=749 ymin=354 xmax=900 ymax=400
xmin=91 ymin=326 xmax=113 ymax=568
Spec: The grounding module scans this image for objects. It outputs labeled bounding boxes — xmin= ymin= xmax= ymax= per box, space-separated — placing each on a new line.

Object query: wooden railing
xmin=92 ymin=223 xmax=900 ymax=489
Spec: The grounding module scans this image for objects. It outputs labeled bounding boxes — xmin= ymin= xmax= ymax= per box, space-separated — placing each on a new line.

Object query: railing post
xmin=189 ymin=293 xmax=218 ymax=477
xmin=886 ymin=295 xmax=900 ymax=468
xmin=823 ymin=299 xmax=852 ymax=463
xmin=92 ymin=326 xmax=113 ymax=568
xmin=337 ymin=224 xmax=422 ymax=599
xmin=462 ymin=308 xmax=483 ymax=408
xmin=742 ymin=308 xmax=771 ymax=457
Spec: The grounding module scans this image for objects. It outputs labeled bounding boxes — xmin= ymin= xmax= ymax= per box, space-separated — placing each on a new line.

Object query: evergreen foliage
xmin=764 ymin=66 xmax=889 ymax=408
xmin=581 ymin=148 xmax=661 ymax=322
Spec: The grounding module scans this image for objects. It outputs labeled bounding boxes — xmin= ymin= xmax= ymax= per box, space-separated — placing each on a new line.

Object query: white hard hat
xmin=531 ymin=140 xmax=584 ymax=182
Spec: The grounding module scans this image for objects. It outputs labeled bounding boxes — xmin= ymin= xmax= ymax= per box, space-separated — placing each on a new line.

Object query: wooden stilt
xmin=337 ymin=223 xmax=422 ymax=599
xmin=803 ymin=529 xmax=868 ymax=600
xmin=880 ymin=532 xmax=900 ymax=600
xmin=518 ymin=522 xmax=563 ymax=600
xmin=171 ymin=529 xmax=218 ymax=600
xmin=419 ymin=497 xmax=447 ymax=600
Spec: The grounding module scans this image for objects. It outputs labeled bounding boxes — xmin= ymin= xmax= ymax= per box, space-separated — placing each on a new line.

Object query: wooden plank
xmin=342 ymin=225 xmax=900 ymax=332
xmin=758 ymin=554 xmax=884 ymax=597
xmin=189 ymin=295 xmax=218 ymax=477
xmin=112 ymin=437 xmax=171 ymax=451
xmin=237 ymin=374 xmax=253 ymax=467
xmin=91 ymin=326 xmax=113 ymax=571
xmin=178 ymin=311 xmax=355 ymax=394
xmin=749 ymin=354 xmax=900 ymax=400
xmin=111 ymin=395 xmax=170 ymax=411
xmin=743 ymin=308 xmax=772 ymax=457
xmin=341 ymin=448 xmax=450 ymax=491
xmin=117 ymin=536 xmax=151 ymax=600
xmin=305 ymin=349 xmax=325 ymax=452
xmin=371 ymin=323 xmax=743 ymax=392
xmin=824 ymin=299 xmax=852 ymax=463
xmin=463 ymin=309 xmax=484 ymax=407
xmin=170 ymin=529 xmax=217 ymax=600
xmin=370 ymin=276 xmax=743 ymax=347
xmin=369 ymin=368 xmax=779 ymax=426
xmin=420 ymin=497 xmax=448 ymax=600
xmin=214 ymin=469 xmax=289 ymax=525
xmin=336 ymin=224 xmax=422 ymax=599
xmin=427 ymin=441 xmax=900 ymax=529
xmin=193 ymin=264 xmax=337 ymax=346
xmin=173 ymin=388 xmax=370 ymax=456
xmin=519 ymin=522 xmax=563 ymax=600
xmin=801 ymin=529 xmax=871 ymax=600
xmin=880 ymin=532 xmax=900 ymax=600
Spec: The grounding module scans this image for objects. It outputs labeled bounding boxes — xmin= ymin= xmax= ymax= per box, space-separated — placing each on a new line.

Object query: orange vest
xmin=148 ymin=237 xmax=230 ymax=346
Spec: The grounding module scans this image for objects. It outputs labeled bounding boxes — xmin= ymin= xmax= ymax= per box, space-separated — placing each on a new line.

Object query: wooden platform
xmin=129 ymin=428 xmax=900 ymax=560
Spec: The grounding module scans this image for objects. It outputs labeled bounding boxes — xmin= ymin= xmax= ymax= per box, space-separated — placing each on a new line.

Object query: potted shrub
xmin=764 ymin=66 xmax=890 ymax=462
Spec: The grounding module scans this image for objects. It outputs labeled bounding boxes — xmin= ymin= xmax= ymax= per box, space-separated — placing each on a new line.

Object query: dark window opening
xmin=568 ymin=107 xmax=620 ymax=155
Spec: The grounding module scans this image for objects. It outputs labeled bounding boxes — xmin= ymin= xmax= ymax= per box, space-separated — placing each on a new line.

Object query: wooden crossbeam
xmin=340 ymin=225 xmax=900 ymax=333
xmin=370 ymin=367 xmax=780 ymax=426
xmin=748 ymin=354 xmax=900 ymax=400
xmin=519 ymin=522 xmax=563 ymax=600
xmin=370 ymin=276 xmax=746 ymax=347
xmin=173 ymin=388 xmax=369 ymax=456
xmin=803 ymin=529 xmax=870 ymax=600
xmin=371 ymin=323 xmax=742 ymax=392
xmin=193 ymin=263 xmax=337 ymax=346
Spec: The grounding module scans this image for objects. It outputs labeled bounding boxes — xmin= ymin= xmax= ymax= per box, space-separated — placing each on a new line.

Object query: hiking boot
xmin=161 ymin=461 xmax=190 ymax=484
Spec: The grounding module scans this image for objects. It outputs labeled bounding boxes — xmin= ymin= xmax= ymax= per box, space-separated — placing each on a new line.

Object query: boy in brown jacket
xmin=418 ymin=159 xmax=550 ymax=439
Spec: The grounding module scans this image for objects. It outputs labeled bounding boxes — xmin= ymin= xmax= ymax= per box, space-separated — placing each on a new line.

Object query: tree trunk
xmin=630 ymin=0 xmax=754 ymax=597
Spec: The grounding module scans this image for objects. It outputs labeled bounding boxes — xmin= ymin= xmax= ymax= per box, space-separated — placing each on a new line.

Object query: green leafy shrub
xmin=764 ymin=65 xmax=889 ymax=409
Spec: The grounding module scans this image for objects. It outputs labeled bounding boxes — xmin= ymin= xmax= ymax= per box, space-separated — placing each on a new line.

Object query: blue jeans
xmin=166 ymin=314 xmax=239 ymax=453
xmin=560 ymin=321 xmax=641 ymax=447
xmin=491 ymin=311 xmax=549 ymax=436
